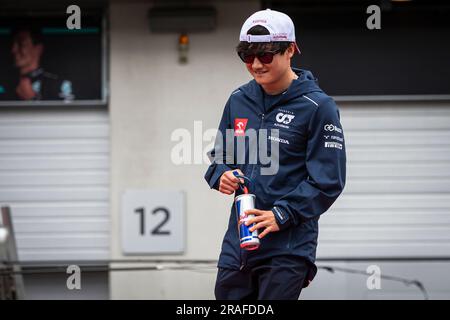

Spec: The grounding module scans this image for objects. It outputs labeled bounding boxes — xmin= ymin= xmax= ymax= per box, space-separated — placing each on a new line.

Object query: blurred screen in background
xmin=0 ymin=13 xmax=104 ymax=103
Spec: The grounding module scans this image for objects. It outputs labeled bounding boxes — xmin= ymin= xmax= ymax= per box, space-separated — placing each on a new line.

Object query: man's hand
xmin=244 ymin=209 xmax=280 ymax=239
xmin=16 ymin=77 xmax=36 ymax=100
xmin=218 ymin=169 xmax=244 ymax=195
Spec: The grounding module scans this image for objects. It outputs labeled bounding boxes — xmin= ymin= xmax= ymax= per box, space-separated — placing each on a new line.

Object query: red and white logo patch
xmin=234 ymin=118 xmax=248 ymax=136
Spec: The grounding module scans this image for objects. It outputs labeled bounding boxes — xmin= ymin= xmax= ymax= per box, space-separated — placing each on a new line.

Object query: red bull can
xmin=235 ymin=193 xmax=260 ymax=250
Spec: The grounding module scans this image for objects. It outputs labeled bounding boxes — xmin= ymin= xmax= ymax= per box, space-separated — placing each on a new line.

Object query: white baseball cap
xmin=239 ymin=9 xmax=300 ymax=53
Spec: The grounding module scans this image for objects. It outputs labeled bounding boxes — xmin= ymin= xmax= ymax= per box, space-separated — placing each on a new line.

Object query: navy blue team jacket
xmin=204 ymin=68 xmax=346 ymax=283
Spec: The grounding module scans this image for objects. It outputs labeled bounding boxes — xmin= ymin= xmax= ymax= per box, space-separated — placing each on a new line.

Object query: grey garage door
xmin=0 ymin=108 xmax=109 ymax=261
xmin=318 ymin=102 xmax=450 ymax=258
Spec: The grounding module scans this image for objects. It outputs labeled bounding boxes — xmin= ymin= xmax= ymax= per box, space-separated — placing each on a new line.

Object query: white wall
xmin=108 ymin=1 xmax=450 ymax=299
xmin=109 ymin=0 xmax=261 ymax=299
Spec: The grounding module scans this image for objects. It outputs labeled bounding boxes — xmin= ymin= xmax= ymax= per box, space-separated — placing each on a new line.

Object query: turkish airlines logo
xmin=276 ymin=113 xmax=295 ymax=125
xmin=234 ymin=118 xmax=248 ymax=136
xmin=324 ymin=124 xmax=342 ymax=134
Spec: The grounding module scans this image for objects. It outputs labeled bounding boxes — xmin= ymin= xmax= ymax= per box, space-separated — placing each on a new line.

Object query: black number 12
xmin=134 ymin=207 xmax=171 ymax=236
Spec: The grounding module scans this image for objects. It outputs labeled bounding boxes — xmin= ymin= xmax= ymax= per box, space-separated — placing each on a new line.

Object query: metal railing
xmin=0 ymin=203 xmax=436 ymax=300
xmin=0 ymin=206 xmax=25 ymax=300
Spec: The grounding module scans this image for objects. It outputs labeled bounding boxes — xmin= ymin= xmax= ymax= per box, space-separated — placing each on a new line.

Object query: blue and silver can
xmin=234 ymin=193 xmax=260 ymax=250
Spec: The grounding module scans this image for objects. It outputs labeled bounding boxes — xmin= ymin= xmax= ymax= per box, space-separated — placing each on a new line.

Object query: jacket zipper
xmin=239 ymin=112 xmax=265 ymax=271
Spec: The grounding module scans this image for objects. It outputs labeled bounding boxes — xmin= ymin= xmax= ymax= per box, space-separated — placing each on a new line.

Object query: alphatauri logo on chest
xmin=274 ymin=109 xmax=296 ymax=129
xmin=276 ymin=112 xmax=295 ymax=124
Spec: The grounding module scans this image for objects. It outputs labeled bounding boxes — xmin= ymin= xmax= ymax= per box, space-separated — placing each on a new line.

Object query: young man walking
xmin=205 ymin=9 xmax=346 ymax=300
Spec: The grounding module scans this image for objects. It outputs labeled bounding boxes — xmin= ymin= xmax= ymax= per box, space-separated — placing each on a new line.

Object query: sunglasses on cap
xmin=237 ymin=50 xmax=281 ymax=64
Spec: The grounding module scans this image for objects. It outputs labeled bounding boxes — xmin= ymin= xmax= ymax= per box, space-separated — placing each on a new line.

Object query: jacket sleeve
xmin=272 ymin=97 xmax=347 ymax=230
xmin=204 ymin=97 xmax=237 ymax=190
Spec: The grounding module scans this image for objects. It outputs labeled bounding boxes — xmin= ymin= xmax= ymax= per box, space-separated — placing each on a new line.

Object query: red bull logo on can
xmin=235 ymin=193 xmax=260 ymax=250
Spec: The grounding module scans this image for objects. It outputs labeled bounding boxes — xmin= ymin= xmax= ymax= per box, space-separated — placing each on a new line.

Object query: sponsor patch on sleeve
xmin=324 ymin=141 xmax=343 ymax=150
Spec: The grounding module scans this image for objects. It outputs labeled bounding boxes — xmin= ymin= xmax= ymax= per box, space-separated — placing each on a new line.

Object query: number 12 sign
xmin=121 ymin=190 xmax=185 ymax=254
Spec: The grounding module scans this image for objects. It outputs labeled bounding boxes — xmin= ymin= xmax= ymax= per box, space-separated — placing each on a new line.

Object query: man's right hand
xmin=219 ymin=169 xmax=244 ymax=195
xmin=16 ymin=77 xmax=36 ymax=100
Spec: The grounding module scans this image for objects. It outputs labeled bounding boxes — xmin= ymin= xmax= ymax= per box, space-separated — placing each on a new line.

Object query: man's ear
xmin=286 ymin=43 xmax=295 ymax=59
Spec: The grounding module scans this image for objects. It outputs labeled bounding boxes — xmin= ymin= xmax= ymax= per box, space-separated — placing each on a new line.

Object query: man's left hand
xmin=243 ymin=209 xmax=280 ymax=239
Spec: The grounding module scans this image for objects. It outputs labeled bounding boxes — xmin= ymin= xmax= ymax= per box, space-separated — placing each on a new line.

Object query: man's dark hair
xmin=12 ymin=24 xmax=44 ymax=45
xmin=236 ymin=25 xmax=291 ymax=54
